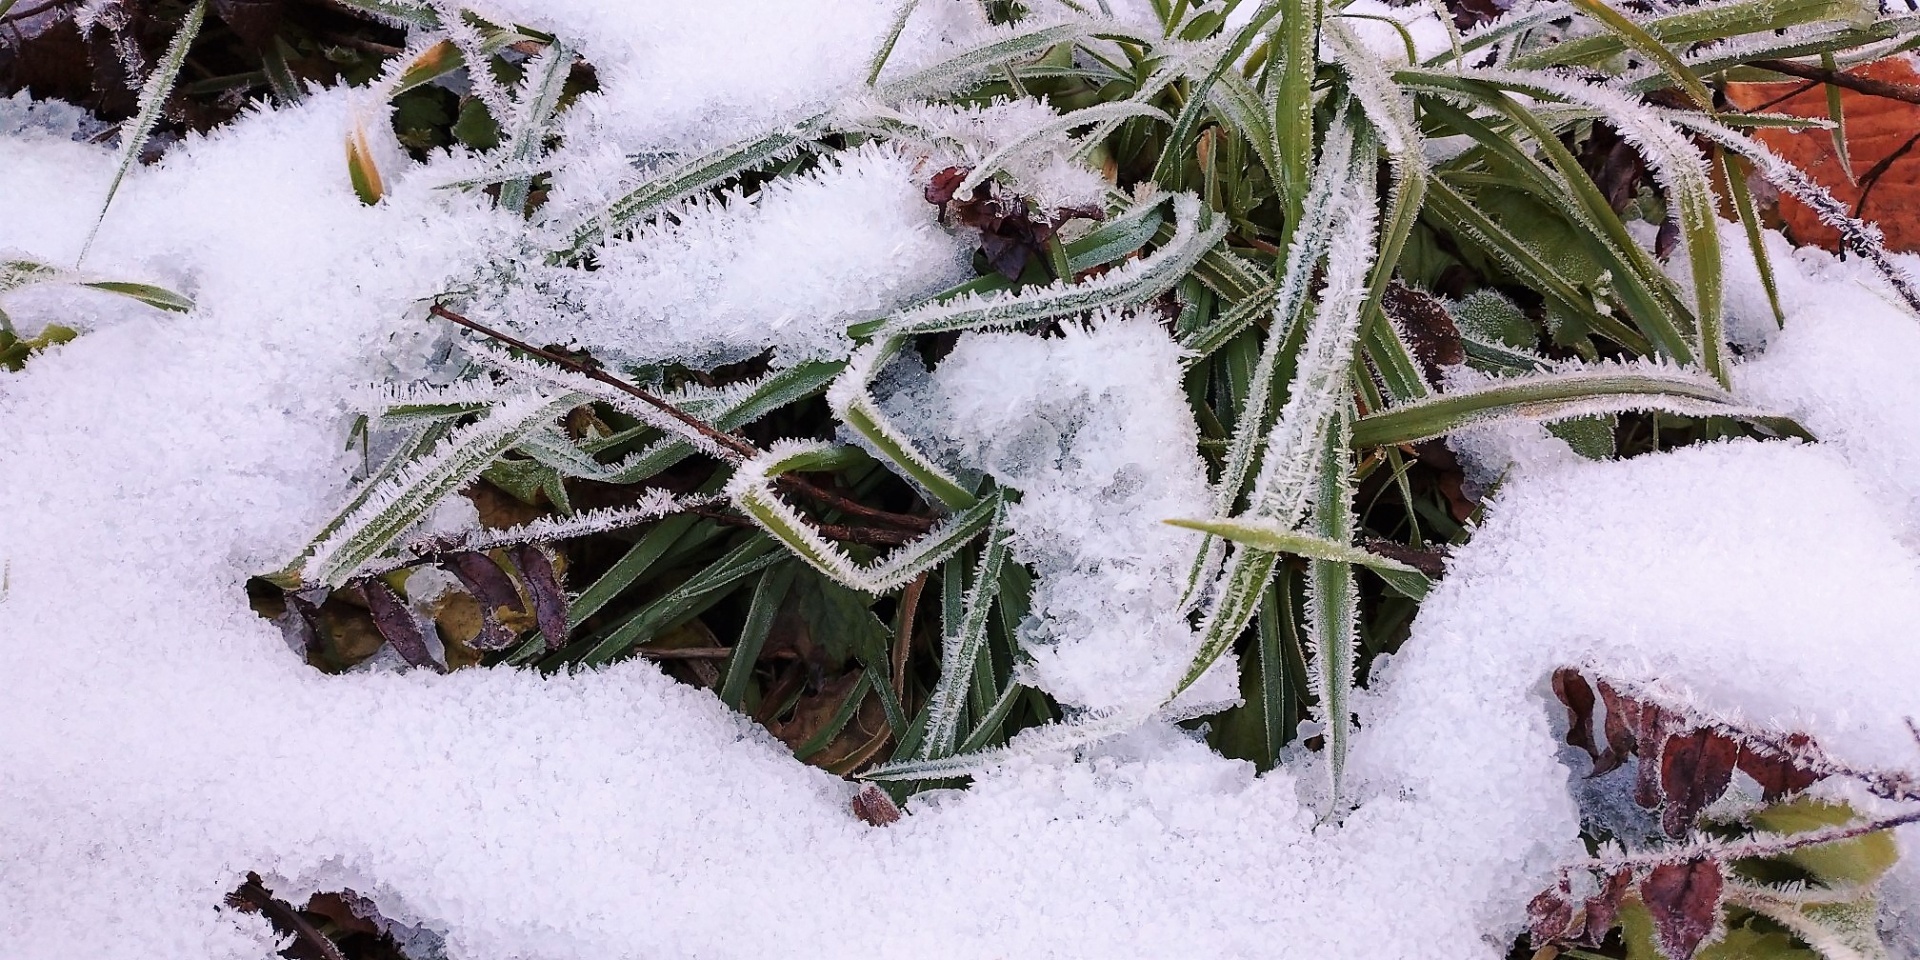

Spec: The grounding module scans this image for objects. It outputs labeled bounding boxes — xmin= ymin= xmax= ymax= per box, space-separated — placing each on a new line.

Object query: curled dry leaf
xmin=850 ymin=783 xmax=902 ymax=827
xmin=440 ymin=551 xmax=525 ymax=650
xmin=1527 ymin=880 xmax=1576 ymax=949
xmin=1581 ymin=868 xmax=1633 ymax=947
xmin=1640 ymin=858 xmax=1723 ymax=960
xmin=1381 ymin=281 xmax=1465 ymax=381
xmin=1659 ymin=729 xmax=1740 ymax=838
xmin=509 ymin=543 xmax=570 ymax=652
xmin=358 ymin=577 xmax=442 ymax=672
xmin=925 ymin=165 xmax=1103 ymax=280
xmin=1552 ymin=668 xmax=1603 ymax=770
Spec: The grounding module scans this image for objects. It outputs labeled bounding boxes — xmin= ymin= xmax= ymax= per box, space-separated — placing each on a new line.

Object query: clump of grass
xmin=263 ymin=0 xmax=1920 ymax=809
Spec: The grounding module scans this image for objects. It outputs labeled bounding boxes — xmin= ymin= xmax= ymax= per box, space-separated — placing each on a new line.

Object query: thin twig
xmin=1852 ymin=129 xmax=1920 ymax=220
xmin=641 ymin=647 xmax=799 ymax=660
xmin=1751 ymin=59 xmax=1920 ymax=107
xmin=431 ymin=304 xmax=935 ymax=533
xmin=431 ymin=304 xmax=759 ymax=458
xmin=1564 ymin=807 xmax=1920 ymax=878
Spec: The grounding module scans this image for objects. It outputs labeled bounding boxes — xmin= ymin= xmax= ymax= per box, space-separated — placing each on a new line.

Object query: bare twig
xmin=1751 ymin=59 xmax=1920 ymax=107
xmin=1564 ymin=807 xmax=1920 ymax=879
xmin=1852 ymin=129 xmax=1920 ymax=219
xmin=431 ymin=304 xmax=935 ymax=533
xmin=229 ymin=875 xmax=349 ymax=960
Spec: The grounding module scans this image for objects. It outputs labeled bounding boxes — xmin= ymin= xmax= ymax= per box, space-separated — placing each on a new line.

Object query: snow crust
xmin=4 ymin=7 xmax=1920 ymax=960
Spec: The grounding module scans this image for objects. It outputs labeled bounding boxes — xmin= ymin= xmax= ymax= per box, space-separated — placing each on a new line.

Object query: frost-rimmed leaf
xmin=1165 ymin=517 xmax=1430 ymax=597
xmin=1305 ymin=400 xmax=1360 ymax=808
xmin=830 ymin=195 xmax=1224 ymax=510
xmin=2 ymin=258 xmax=195 ymax=313
xmin=727 ymin=440 xmax=1002 ymax=594
xmin=956 ymin=101 xmax=1172 ymax=197
xmin=1177 ymin=133 xmax=1381 ymax=699
xmin=299 ymin=392 xmax=584 ymax=587
xmin=1348 ymin=362 xmax=1803 ymax=447
xmin=496 ymin=40 xmax=576 ymax=215
xmin=918 ymin=501 xmax=1012 ymax=761
xmin=861 ymin=706 xmax=1155 ymax=782
xmin=1664 ymin=109 xmax=1920 ymax=315
xmin=79 ymin=0 xmax=208 ymax=266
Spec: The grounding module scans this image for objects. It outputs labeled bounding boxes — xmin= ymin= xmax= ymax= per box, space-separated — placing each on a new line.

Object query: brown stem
xmin=431 ymin=303 xmax=759 ymax=459
xmin=1750 ymin=59 xmax=1920 ymax=107
xmin=1852 ymin=129 xmax=1920 ymax=219
xmin=431 ymin=304 xmax=934 ymax=533
xmin=230 ymin=876 xmax=349 ymax=960
xmin=1565 ymin=807 xmax=1920 ymax=878
xmin=892 ymin=571 xmax=928 ymax=698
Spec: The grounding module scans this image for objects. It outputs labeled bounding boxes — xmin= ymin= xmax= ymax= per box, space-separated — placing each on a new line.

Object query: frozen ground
xmin=3 ymin=3 xmax=1920 ymax=958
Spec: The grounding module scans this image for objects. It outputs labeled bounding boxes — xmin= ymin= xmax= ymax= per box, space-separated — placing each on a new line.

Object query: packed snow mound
xmin=6 ymin=5 xmax=1920 ymax=960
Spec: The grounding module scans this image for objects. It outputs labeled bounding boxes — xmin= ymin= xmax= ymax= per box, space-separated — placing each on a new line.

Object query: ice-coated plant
xmin=269 ymin=0 xmax=1920 ymax=845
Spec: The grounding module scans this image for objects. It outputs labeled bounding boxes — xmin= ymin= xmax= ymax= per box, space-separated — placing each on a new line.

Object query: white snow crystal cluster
xmin=5 ymin=4 xmax=1920 ymax=960
xmin=880 ymin=312 xmax=1230 ymax=713
xmin=498 ymin=144 xmax=973 ymax=368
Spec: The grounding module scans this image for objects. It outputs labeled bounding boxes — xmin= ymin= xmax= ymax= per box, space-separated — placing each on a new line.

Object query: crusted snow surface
xmin=7 ymin=10 xmax=1920 ymax=960
xmin=880 ymin=312 xmax=1231 ymax=713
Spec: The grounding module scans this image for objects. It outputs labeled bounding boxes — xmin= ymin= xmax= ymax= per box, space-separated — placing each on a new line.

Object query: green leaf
xmin=1349 ymin=366 xmax=1805 ymax=447
xmin=79 ymin=0 xmax=207 ymax=266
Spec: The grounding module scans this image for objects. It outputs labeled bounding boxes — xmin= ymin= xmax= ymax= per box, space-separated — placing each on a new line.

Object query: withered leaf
xmin=850 ymin=783 xmax=902 ymax=827
xmin=1582 ymin=868 xmax=1633 ymax=946
xmin=1527 ymin=883 xmax=1576 ymax=948
xmin=509 ymin=543 xmax=570 ymax=652
xmin=1552 ymin=668 xmax=1604 ymax=770
xmin=1633 ymin=697 xmax=1676 ymax=810
xmin=1736 ymin=733 xmax=1822 ymax=802
xmin=1640 ymin=858 xmax=1723 ymax=960
xmin=274 ymin=585 xmax=329 ymax=658
xmin=1596 ymin=679 xmax=1638 ymax=776
xmin=1382 ymin=281 xmax=1465 ymax=380
xmin=1659 ymin=729 xmax=1739 ymax=838
xmin=358 ymin=578 xmax=443 ymax=672
xmin=925 ymin=166 xmax=970 ymax=206
xmin=440 ymin=550 xmax=526 ymax=650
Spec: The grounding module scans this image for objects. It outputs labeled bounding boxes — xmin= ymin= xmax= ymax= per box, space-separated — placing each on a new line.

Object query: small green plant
xmin=268 ymin=0 xmax=1920 ymax=826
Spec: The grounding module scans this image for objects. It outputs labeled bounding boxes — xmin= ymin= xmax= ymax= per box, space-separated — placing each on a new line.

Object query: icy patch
xmin=883 ymin=313 xmax=1227 ymax=713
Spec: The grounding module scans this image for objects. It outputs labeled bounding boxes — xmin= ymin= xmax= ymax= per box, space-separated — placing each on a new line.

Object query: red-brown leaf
xmin=1553 ymin=668 xmax=1605 ymax=770
xmin=1640 ymin=858 xmax=1723 ymax=960
xmin=1633 ymin=699 xmax=1676 ymax=809
xmin=1736 ymin=733 xmax=1823 ymax=802
xmin=925 ymin=166 xmax=970 ymax=206
xmin=359 ymin=578 xmax=443 ymax=672
xmin=1596 ymin=679 xmax=1638 ymax=776
xmin=851 ymin=783 xmax=902 ymax=827
xmin=509 ymin=543 xmax=570 ymax=652
xmin=1660 ymin=729 xmax=1740 ymax=837
xmin=1527 ymin=884 xmax=1576 ymax=948
xmin=1582 ymin=868 xmax=1633 ymax=945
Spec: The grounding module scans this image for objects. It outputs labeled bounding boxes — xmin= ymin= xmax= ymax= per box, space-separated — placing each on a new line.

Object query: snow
xmin=5 ymin=5 xmax=1920 ymax=960
xmin=880 ymin=312 xmax=1229 ymax=713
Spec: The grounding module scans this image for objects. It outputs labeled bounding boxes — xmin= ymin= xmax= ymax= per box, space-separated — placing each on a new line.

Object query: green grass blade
xmin=919 ymin=501 xmax=1012 ymax=760
xmin=79 ymin=0 xmax=207 ymax=266
xmin=497 ymin=40 xmax=576 ymax=216
xmin=721 ymin=563 xmax=799 ymax=710
xmin=1349 ymin=365 xmax=1803 ymax=446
